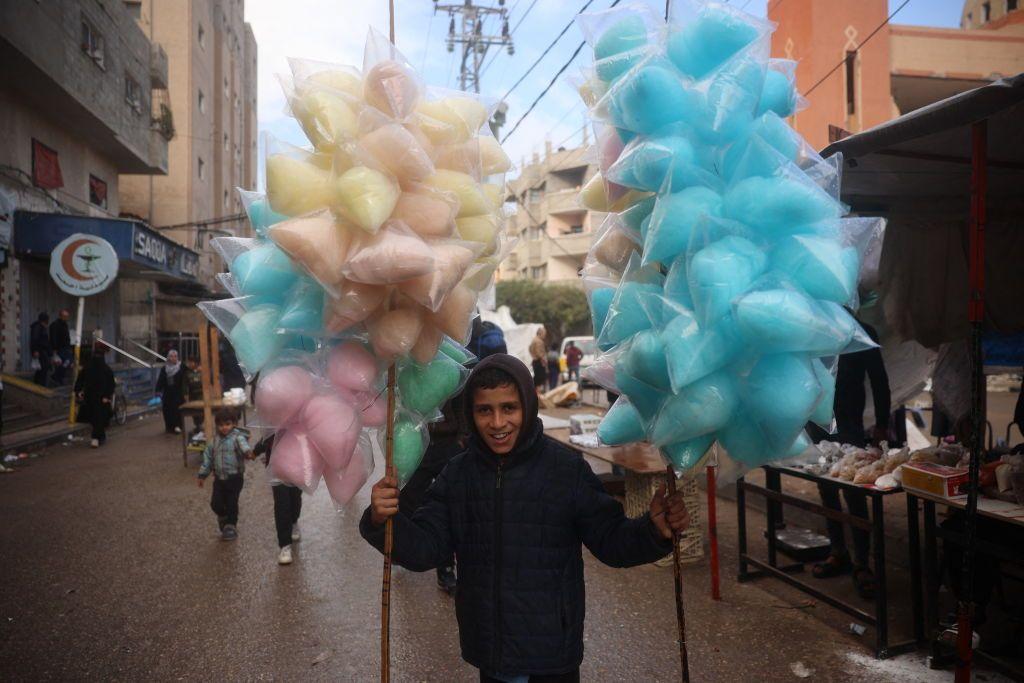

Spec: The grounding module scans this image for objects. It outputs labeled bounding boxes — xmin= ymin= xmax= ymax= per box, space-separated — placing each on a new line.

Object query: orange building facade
xmin=769 ymin=0 xmax=1024 ymax=150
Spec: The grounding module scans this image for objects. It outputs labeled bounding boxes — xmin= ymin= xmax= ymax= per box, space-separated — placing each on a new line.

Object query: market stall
xmin=821 ymin=72 xmax=1024 ymax=679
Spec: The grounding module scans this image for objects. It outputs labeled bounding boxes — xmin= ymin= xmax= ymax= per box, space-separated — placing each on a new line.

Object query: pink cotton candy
xmin=300 ymin=394 xmax=360 ymax=471
xmin=360 ymin=123 xmax=434 ymax=182
xmin=364 ymin=60 xmax=420 ymax=119
xmin=369 ymin=307 xmax=424 ymax=360
xmin=599 ymin=127 xmax=626 ymax=175
xmin=270 ymin=429 xmax=326 ymax=492
xmin=255 ymin=365 xmax=313 ymax=426
xmin=397 ymin=242 xmax=478 ymax=311
xmin=325 ymin=282 xmax=387 ymax=330
xmin=390 ymin=190 xmax=457 ymax=239
xmin=327 ymin=341 xmax=381 ymax=393
xmin=323 ymin=443 xmax=371 ymax=506
xmin=343 ymin=223 xmax=436 ymax=285
xmin=430 ymin=284 xmax=475 ymax=343
xmin=354 ymin=389 xmax=387 ymax=427
xmin=410 ymin=323 xmax=443 ymax=364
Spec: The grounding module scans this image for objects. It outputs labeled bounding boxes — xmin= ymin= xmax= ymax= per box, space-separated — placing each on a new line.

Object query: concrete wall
xmin=961 ymin=0 xmax=1024 ymax=30
xmin=890 ymin=24 xmax=1024 ymax=80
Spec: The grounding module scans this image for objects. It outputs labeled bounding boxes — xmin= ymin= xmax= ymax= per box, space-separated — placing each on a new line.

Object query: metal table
xmin=737 ymin=464 xmax=918 ymax=659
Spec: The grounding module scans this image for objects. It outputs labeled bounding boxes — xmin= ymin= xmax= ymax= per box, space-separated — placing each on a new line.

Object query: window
xmin=198 ymin=157 xmax=205 ymax=180
xmin=223 ymin=132 xmax=229 ymax=151
xmin=32 ymin=139 xmax=63 ymax=190
xmin=224 ymin=77 xmax=229 ymax=96
xmin=983 ymin=2 xmax=992 ymax=21
xmin=528 ymin=183 xmax=545 ymax=203
xmin=223 ymin=190 xmax=229 ymax=208
xmin=530 ymin=265 xmax=547 ymax=280
xmin=198 ymin=89 xmax=205 ymax=113
xmin=198 ymin=23 xmax=205 ymax=48
xmin=125 ymin=1 xmax=142 ymax=19
xmin=844 ymin=51 xmax=857 ymax=116
xmin=80 ymin=17 xmax=105 ymax=69
xmin=124 ymin=73 xmax=142 ymax=114
xmin=569 ymin=224 xmax=584 ymax=234
xmin=1010 ymin=0 xmax=1019 ymax=12
xmin=89 ymin=175 xmax=108 ymax=209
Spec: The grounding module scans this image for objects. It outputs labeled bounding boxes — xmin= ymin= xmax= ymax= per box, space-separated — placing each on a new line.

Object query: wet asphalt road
xmin=0 ymin=415 xmax=1001 ymax=682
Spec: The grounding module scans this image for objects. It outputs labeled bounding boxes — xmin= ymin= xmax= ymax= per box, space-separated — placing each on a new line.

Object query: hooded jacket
xmin=360 ymin=354 xmax=671 ymax=676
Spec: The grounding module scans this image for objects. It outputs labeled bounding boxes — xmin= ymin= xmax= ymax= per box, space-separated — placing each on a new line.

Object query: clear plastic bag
xmin=335 ymin=164 xmax=401 ymax=234
xmin=342 ymin=221 xmax=437 ymax=285
xmin=597 ymin=253 xmax=665 ymax=349
xmin=324 ymin=432 xmax=375 ymax=507
xmin=757 ymin=58 xmax=805 ymax=118
xmin=327 ymin=340 xmax=384 ymax=394
xmin=661 ymin=434 xmax=715 ymax=473
xmin=239 ymin=189 xmax=289 ymax=238
xmin=397 ymin=349 xmax=471 ymax=417
xmin=277 ymin=279 xmax=325 ymax=333
xmin=740 ymin=352 xmax=824 ymax=453
xmin=607 ymin=123 xmax=719 ymax=195
xmin=576 ymin=3 xmax=662 ymax=84
xmin=362 ymin=28 xmax=422 ymax=119
xmin=597 ymin=396 xmax=646 ymax=445
xmin=367 ymin=305 xmax=425 ymax=363
xmin=324 ymin=281 xmax=388 ymax=333
xmin=396 ymin=239 xmax=483 ymax=311
xmin=642 ymin=185 xmax=723 ymax=267
xmin=649 ymin=369 xmax=739 ymax=447
xmin=197 ymin=298 xmax=288 ymax=379
xmin=392 ymin=186 xmax=459 ymax=240
xmin=429 ymin=282 xmax=476 ymax=344
xmin=301 ymin=391 xmax=362 ymax=471
xmin=359 ymin=121 xmax=435 ymax=182
xmin=665 ymin=0 xmax=774 ymax=81
xmin=270 ymin=427 xmax=326 ymax=493
xmin=214 ymin=238 xmax=302 ymax=301
xmin=264 ymin=136 xmax=339 ymax=217
xmin=589 ymin=214 xmax=641 ymax=273
xmin=255 ymin=364 xmax=315 ymax=427
xmin=722 ymin=167 xmax=846 ymax=237
xmin=381 ymin=412 xmax=429 ymax=488
xmin=267 ymin=209 xmax=354 ymax=297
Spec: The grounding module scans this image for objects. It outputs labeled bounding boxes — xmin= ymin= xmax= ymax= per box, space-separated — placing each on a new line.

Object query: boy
xmin=361 ymin=354 xmax=689 ymax=681
xmin=197 ymin=409 xmax=252 ymax=541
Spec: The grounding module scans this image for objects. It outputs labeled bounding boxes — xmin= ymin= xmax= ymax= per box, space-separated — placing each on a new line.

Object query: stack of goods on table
xmin=198 ymin=30 xmax=511 ymax=504
xmin=573 ymin=1 xmax=884 ymax=476
xmin=801 ymin=441 xmax=910 ymax=490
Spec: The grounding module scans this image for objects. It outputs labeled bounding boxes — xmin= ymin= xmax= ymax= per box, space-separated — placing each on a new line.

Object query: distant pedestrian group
xmin=29 ymin=309 xmax=73 ymax=387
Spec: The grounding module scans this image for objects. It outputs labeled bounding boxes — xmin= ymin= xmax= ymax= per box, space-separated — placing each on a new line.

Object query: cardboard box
xmin=901 ymin=462 xmax=969 ymax=499
xmin=569 ymin=414 xmax=602 ymax=436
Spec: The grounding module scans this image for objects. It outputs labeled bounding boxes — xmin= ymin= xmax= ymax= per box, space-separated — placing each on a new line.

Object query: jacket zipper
xmin=493 ymin=460 xmax=504 ymax=672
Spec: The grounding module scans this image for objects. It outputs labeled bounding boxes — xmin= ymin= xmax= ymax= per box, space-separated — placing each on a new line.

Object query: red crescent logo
xmin=61 ymin=238 xmax=98 ymax=281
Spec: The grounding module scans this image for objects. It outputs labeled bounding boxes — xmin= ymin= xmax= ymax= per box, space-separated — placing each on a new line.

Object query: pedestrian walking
xmin=546 ymin=344 xmax=560 ymax=391
xmin=253 ymin=433 xmax=303 ymax=565
xmin=29 ymin=312 xmax=52 ymax=387
xmin=74 ymin=343 xmax=115 ymax=448
xmin=565 ymin=341 xmax=583 ymax=384
xmin=155 ymin=349 xmax=185 ymax=434
xmin=197 ymin=408 xmax=252 ymax=541
xmin=361 ymin=354 xmax=690 ymax=681
xmin=49 ymin=309 xmax=73 ymax=385
xmin=528 ymin=327 xmax=547 ymax=392
xmin=219 ymin=341 xmax=246 ymax=391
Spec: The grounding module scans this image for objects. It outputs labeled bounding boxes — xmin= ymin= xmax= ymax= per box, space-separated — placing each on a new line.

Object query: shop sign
xmin=49 ymin=233 xmax=118 ymax=296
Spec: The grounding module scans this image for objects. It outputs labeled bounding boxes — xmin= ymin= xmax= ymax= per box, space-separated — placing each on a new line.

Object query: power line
xmin=155 ymin=212 xmax=247 ymax=231
xmin=479 ymin=0 xmax=539 ymax=79
xmin=804 ymin=0 xmax=911 ymax=97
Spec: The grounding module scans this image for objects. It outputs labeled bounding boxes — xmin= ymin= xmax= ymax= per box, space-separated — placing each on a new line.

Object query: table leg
xmin=923 ymin=500 xmax=939 ymax=635
xmin=737 ymin=476 xmax=749 ymax=580
xmin=766 ymin=472 xmax=779 ymax=568
xmin=906 ymin=494 xmax=924 ymax=644
xmin=765 ymin=467 xmax=785 ymax=528
xmin=181 ymin=422 xmax=188 ymax=467
xmin=872 ymin=494 xmax=889 ymax=658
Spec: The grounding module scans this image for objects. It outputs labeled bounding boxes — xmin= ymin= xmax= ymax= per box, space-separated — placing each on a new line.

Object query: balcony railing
xmin=544 ymin=188 xmax=583 ymax=215
xmin=150 ymin=43 xmax=168 ymax=88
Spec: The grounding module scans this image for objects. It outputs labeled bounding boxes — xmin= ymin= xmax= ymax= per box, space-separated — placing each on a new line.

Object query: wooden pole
xmin=381 ymin=363 xmax=397 ymax=683
xmin=666 ymin=465 xmax=691 ymax=682
xmin=198 ymin=322 xmax=215 ymax=440
xmin=706 ymin=463 xmax=721 ymax=601
xmin=68 ymin=296 xmax=85 ymax=424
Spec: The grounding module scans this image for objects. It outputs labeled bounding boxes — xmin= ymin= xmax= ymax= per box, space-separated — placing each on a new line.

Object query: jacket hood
xmin=462 ymin=353 xmax=541 ymax=461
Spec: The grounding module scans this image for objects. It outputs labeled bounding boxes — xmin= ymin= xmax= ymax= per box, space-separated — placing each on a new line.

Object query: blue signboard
xmin=13 ymin=210 xmax=199 ymax=281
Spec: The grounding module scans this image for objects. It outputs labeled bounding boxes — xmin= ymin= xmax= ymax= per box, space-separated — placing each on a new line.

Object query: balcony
xmin=544 ymin=188 xmax=583 ymax=215
xmin=150 ymin=43 xmax=168 ymax=88
xmin=550 ymin=231 xmax=592 ymax=257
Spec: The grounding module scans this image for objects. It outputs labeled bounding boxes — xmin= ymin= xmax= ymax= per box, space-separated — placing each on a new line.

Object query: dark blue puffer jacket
xmin=360 ymin=354 xmax=671 ymax=676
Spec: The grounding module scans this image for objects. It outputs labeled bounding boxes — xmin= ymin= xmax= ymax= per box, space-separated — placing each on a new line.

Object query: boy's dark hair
xmin=214 ymin=408 xmax=239 ymax=426
xmin=467 ymin=366 xmax=517 ymax=399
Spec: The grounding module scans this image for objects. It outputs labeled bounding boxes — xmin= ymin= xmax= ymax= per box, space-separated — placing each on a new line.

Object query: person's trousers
xmin=211 ymin=475 xmax=244 ymax=525
xmin=567 ymin=367 xmax=580 ymax=383
xmin=272 ymin=484 xmax=302 ymax=547
xmin=479 ymin=668 xmax=580 ymax=683
xmin=817 ymin=482 xmax=870 ymax=567
xmin=531 ymin=359 xmax=547 ymax=388
xmin=53 ymin=349 xmax=72 ymax=384
xmin=547 ymin=362 xmax=559 ymax=390
xmin=33 ymin=364 xmax=49 ymax=387
xmin=91 ymin=415 xmax=107 ymax=442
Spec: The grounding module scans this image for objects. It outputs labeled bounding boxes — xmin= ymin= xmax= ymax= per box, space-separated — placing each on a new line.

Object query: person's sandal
xmin=812 ymin=554 xmax=852 ymax=579
xmin=852 ymin=566 xmax=877 ymax=599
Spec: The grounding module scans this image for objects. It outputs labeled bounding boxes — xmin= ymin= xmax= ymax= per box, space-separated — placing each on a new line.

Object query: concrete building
xmin=500 ymin=139 xmax=604 ymax=287
xmin=769 ymin=0 xmax=1024 ymax=150
xmin=0 ymin=0 xmax=199 ymax=374
xmin=119 ymin=0 xmax=258 ymax=300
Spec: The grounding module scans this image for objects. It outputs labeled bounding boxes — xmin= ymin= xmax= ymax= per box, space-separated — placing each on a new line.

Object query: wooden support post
xmin=707 ymin=463 xmax=721 ymax=601
xmin=198 ymin=322 xmax=215 ymax=440
xmin=210 ymin=326 xmax=222 ymax=399
xmin=666 ymin=465 xmax=691 ymax=682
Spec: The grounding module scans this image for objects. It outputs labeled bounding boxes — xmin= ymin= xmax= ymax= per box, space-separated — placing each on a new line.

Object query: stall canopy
xmin=821 ymin=74 xmax=1024 ymax=349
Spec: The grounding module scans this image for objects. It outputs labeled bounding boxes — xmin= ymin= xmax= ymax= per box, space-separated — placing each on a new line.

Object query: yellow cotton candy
xmin=266 ymin=154 xmax=339 ymax=216
xmin=455 ymin=215 xmax=499 ymax=256
xmin=579 ymin=173 xmax=611 ymax=211
xmin=425 ymin=170 xmax=491 ymax=218
xmin=336 ymin=167 xmax=400 ymax=234
xmin=578 ymin=79 xmax=607 ymax=108
xmin=433 ymin=141 xmax=482 ymax=177
xmin=415 ymin=97 xmax=487 ymax=145
xmin=305 ymin=69 xmax=363 ymax=98
xmin=479 ymin=136 xmax=512 ymax=175
xmin=462 ymin=261 xmax=498 ymax=292
xmin=481 ymin=183 xmax=503 ymax=208
xmin=610 ymin=189 xmax=653 ymax=213
xmin=294 ymin=89 xmax=359 ymax=151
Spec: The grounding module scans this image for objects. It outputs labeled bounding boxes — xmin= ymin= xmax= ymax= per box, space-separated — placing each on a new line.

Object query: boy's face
xmin=217 ymin=421 xmax=235 ymax=437
xmin=472 ymin=383 xmax=522 ymax=456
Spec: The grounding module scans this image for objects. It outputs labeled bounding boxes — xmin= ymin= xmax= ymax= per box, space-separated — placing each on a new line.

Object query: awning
xmin=12 ymin=210 xmax=199 ymax=283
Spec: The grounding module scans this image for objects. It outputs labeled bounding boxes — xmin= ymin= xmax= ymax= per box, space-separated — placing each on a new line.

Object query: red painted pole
xmin=955 ymin=118 xmax=987 ymax=683
xmin=706 ymin=464 xmax=721 ymax=601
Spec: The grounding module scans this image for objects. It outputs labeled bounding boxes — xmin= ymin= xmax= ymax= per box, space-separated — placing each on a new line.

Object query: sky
xmin=244 ymin=0 xmax=966 ymax=184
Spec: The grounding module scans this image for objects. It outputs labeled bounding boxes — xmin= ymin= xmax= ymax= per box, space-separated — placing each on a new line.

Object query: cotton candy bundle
xmin=576 ymin=2 xmax=884 ymax=474
xmin=198 ymin=28 xmax=506 ymax=494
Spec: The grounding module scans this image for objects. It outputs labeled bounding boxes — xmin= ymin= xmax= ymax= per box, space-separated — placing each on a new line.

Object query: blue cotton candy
xmin=700 ymin=57 xmax=765 ymax=145
xmin=662 ymin=311 xmax=744 ymax=392
xmin=599 ymin=280 xmax=663 ymax=347
xmin=285 ymin=335 xmax=318 ymax=352
xmin=598 ymin=398 xmax=646 ymax=445
xmin=724 ymin=176 xmax=843 ymax=235
xmin=649 ymin=370 xmax=738 ymax=446
xmin=786 ymin=431 xmax=813 ymax=458
xmin=771 ymin=235 xmax=860 ymax=305
xmin=622 ymin=329 xmax=671 ymax=391
xmin=754 ymin=112 xmax=801 ymax=160
xmin=595 ymin=15 xmax=648 ymax=60
xmin=662 ymin=434 xmax=715 ymax=472
xmin=231 ymin=243 xmax=300 ymax=299
xmin=810 ymin=358 xmax=836 ymax=427
xmin=663 ymin=256 xmax=694 ymax=310
xmin=720 ymin=127 xmax=795 ymax=183
xmin=734 ymin=289 xmax=851 ymax=354
xmin=229 ymin=305 xmax=287 ymax=374
xmin=614 ymin=133 xmax=716 ymax=193
xmin=644 ymin=187 xmax=722 ymax=266
xmin=688 ymin=235 xmax=767 ymax=326
xmin=614 ymin=366 xmax=666 ymax=423
xmin=666 ymin=8 xmax=761 ymax=80
xmin=617 ymin=127 xmax=637 ymax=144
xmin=815 ymin=302 xmax=861 ymax=355
xmin=247 ymin=198 xmax=288 ymax=237
xmin=614 ymin=64 xmax=700 ymax=134
xmin=597 ymin=50 xmax=646 ymax=83
xmin=744 ymin=353 xmax=821 ymax=451
xmin=757 ymin=69 xmax=797 ymax=117
xmin=622 ymin=195 xmax=656 ymax=235
xmin=590 ymin=287 xmax=616 ymax=341
xmin=278 ymin=281 xmax=325 ymax=332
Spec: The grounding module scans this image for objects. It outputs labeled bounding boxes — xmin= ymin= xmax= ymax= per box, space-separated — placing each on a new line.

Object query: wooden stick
xmin=198 ymin=322 xmax=215 ymax=440
xmin=707 ymin=463 xmax=720 ymax=601
xmin=210 ymin=327 xmax=222 ymax=398
xmin=381 ymin=363 xmax=397 ymax=683
xmin=666 ymin=465 xmax=691 ymax=682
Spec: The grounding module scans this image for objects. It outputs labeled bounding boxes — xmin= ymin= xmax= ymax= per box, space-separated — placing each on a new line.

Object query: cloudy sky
xmin=244 ymin=0 xmax=964 ymax=184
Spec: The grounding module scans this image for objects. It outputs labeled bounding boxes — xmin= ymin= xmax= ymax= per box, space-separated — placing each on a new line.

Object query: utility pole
xmin=434 ymin=0 xmax=514 ymax=94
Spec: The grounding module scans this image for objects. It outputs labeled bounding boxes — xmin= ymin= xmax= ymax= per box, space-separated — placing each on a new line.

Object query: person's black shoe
xmin=436 ymin=565 xmax=456 ymax=594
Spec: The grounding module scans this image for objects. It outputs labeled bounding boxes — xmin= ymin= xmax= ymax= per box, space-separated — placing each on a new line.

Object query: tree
xmin=495 ymin=280 xmax=592 ymax=347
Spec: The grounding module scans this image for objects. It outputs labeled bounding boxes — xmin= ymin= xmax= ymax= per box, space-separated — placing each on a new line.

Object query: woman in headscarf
xmin=75 ymin=343 xmax=116 ymax=448
xmin=156 ymin=349 xmax=185 ymax=434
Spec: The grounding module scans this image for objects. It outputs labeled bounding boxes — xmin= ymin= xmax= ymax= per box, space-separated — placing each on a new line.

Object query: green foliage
xmin=495 ymin=280 xmax=591 ymax=346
